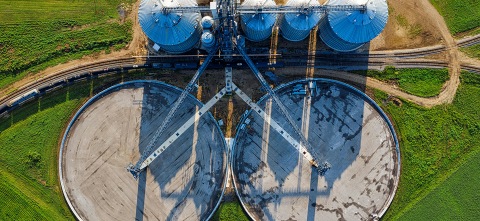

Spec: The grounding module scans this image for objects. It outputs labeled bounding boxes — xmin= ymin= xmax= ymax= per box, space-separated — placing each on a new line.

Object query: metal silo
xmin=138 ymin=0 xmax=202 ymax=54
xmin=278 ymin=0 xmax=322 ymax=42
xmin=201 ymin=16 xmax=214 ymax=30
xmin=240 ymin=0 xmax=278 ymax=42
xmin=201 ymin=30 xmax=215 ymax=52
xmin=319 ymin=0 xmax=388 ymax=52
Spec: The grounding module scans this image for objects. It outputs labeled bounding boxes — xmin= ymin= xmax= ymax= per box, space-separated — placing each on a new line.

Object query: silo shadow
xmin=233 ymin=79 xmax=366 ymax=221
xmin=134 ymin=82 xmax=226 ymax=221
xmin=313 ymin=40 xmax=372 ymax=93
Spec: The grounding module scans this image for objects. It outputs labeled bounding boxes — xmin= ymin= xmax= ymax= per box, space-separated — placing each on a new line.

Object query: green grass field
xmin=379 ymin=71 xmax=480 ymax=220
xmin=428 ymin=0 xmax=480 ymax=35
xmin=396 ymin=148 xmax=480 ymax=221
xmin=0 ymin=0 xmax=134 ymax=90
xmin=212 ymin=200 xmax=250 ymax=221
xmin=352 ymin=67 xmax=450 ymax=97
xmin=460 ymin=44 xmax=480 ymax=60
xmin=0 ymin=86 xmax=90 ymax=220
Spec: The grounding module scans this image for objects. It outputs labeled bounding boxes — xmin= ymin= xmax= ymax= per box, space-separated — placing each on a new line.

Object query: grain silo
xmin=319 ymin=0 xmax=388 ymax=52
xmin=240 ymin=0 xmax=278 ymax=42
xmin=201 ymin=30 xmax=216 ymax=52
xmin=138 ymin=0 xmax=202 ymax=54
xmin=278 ymin=0 xmax=322 ymax=42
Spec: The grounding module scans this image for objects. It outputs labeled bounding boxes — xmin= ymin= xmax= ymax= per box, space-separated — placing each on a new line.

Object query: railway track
xmin=2 ymin=36 xmax=480 ymax=115
xmin=460 ymin=64 xmax=480 ymax=74
xmin=0 ymin=57 xmax=137 ymax=107
xmin=457 ymin=34 xmax=480 ymax=48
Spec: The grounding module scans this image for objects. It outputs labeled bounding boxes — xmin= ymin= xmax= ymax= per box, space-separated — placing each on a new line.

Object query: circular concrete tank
xmin=232 ymin=79 xmax=400 ymax=221
xmin=60 ymin=81 xmax=227 ymax=221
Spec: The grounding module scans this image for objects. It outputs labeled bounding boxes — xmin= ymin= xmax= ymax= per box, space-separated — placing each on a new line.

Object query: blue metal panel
xmin=326 ymin=0 xmax=388 ymax=44
xmin=138 ymin=0 xmax=202 ymax=54
xmin=240 ymin=0 xmax=277 ymax=42
xmin=318 ymin=16 xmax=364 ymax=52
xmin=278 ymin=0 xmax=322 ymax=42
xmin=174 ymin=62 xmax=198 ymax=69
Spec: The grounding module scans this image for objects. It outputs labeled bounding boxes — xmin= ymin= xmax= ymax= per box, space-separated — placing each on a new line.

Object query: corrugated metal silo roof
xmin=284 ymin=0 xmax=321 ymax=31
xmin=327 ymin=0 xmax=388 ymax=44
xmin=138 ymin=0 xmax=200 ymax=46
xmin=240 ymin=0 xmax=277 ymax=42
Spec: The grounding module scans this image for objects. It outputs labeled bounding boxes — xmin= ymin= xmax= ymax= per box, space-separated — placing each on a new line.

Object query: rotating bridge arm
xmin=234 ymin=43 xmax=330 ymax=175
xmin=126 ymin=45 xmax=220 ymax=179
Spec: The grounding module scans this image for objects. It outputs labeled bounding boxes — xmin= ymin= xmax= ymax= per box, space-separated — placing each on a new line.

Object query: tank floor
xmin=61 ymin=82 xmax=226 ymax=221
xmin=233 ymin=80 xmax=399 ymax=221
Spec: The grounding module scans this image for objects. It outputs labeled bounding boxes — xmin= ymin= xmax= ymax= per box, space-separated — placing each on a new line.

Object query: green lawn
xmin=379 ymin=71 xmax=480 ymax=220
xmin=460 ymin=44 xmax=480 ymax=60
xmin=352 ymin=67 xmax=450 ymax=97
xmin=396 ymin=148 xmax=480 ymax=221
xmin=428 ymin=0 xmax=480 ymax=35
xmin=0 ymin=0 xmax=135 ymax=90
xmin=212 ymin=200 xmax=250 ymax=221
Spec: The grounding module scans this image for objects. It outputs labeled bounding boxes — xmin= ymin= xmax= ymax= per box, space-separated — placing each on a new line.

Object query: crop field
xmin=0 ymin=80 xmax=95 ymax=220
xmin=352 ymin=67 xmax=450 ymax=97
xmin=428 ymin=0 xmax=480 ymax=35
xmin=460 ymin=44 xmax=480 ymax=60
xmin=396 ymin=148 xmax=480 ymax=220
xmin=0 ymin=0 xmax=135 ymax=90
xmin=379 ymin=71 xmax=480 ymax=220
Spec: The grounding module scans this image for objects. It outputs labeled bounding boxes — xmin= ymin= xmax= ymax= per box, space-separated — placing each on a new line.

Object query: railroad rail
xmin=2 ymin=42 xmax=480 ymax=116
xmin=457 ymin=34 xmax=480 ymax=48
xmin=460 ymin=64 xmax=480 ymax=74
xmin=0 ymin=57 xmax=136 ymax=106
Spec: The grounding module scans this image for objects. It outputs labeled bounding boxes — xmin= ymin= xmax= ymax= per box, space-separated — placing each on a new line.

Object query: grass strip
xmin=212 ymin=200 xmax=250 ymax=221
xmin=460 ymin=44 xmax=480 ymax=60
xmin=352 ymin=67 xmax=450 ymax=97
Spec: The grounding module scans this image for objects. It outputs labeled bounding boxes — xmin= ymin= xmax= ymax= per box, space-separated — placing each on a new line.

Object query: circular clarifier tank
xmin=60 ymin=81 xmax=227 ymax=221
xmin=232 ymin=79 xmax=400 ymax=221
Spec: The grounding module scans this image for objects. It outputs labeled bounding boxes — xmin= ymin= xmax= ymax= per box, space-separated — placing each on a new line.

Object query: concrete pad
xmin=61 ymin=81 xmax=226 ymax=221
xmin=232 ymin=79 xmax=399 ymax=221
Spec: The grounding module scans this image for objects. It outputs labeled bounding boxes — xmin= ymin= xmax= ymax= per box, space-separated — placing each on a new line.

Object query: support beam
xmin=232 ymin=83 xmax=319 ymax=167
xmin=235 ymin=43 xmax=330 ymax=175
xmin=139 ymin=87 xmax=227 ymax=170
xmin=127 ymin=46 xmax=219 ymax=179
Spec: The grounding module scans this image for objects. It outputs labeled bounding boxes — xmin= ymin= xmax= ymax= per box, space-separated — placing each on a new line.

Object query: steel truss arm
xmin=161 ymin=6 xmax=211 ymax=14
xmin=161 ymin=4 xmax=366 ymax=14
xmin=234 ymin=43 xmax=330 ymax=175
xmin=126 ymin=45 xmax=220 ymax=179
xmin=237 ymin=5 xmax=366 ymax=14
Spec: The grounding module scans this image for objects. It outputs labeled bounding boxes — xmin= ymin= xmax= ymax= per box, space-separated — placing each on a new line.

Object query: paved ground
xmin=61 ymin=81 xmax=226 ymax=221
xmin=232 ymin=79 xmax=399 ymax=221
